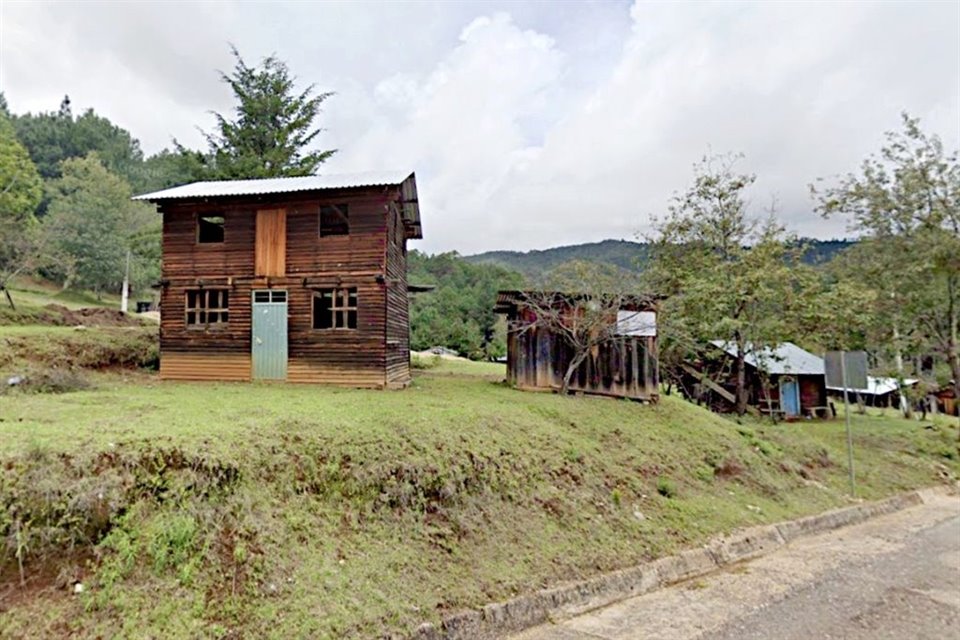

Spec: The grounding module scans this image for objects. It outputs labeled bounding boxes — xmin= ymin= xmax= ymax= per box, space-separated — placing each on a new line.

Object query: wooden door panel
xmin=255 ymin=209 xmax=286 ymax=276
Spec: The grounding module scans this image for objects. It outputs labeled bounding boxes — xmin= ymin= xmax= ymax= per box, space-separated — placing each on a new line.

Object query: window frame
xmin=312 ymin=287 xmax=358 ymax=330
xmin=184 ymin=288 xmax=230 ymax=330
xmin=319 ymin=204 xmax=349 ymax=238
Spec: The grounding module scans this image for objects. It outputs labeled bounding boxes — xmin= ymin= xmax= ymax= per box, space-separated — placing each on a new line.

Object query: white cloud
xmin=1 ymin=1 xmax=957 ymax=254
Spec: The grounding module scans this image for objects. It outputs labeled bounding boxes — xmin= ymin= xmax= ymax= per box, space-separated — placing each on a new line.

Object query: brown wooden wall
xmin=158 ymin=186 xmax=412 ymax=387
xmin=384 ymin=204 xmax=411 ymax=387
xmin=505 ymin=325 xmax=659 ymax=401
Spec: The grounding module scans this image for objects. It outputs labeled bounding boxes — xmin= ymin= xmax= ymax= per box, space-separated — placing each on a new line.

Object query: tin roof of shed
xmin=709 ymin=340 xmax=825 ymax=375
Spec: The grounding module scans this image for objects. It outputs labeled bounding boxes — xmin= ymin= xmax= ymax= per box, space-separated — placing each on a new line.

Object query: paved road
xmin=513 ymin=494 xmax=960 ymax=640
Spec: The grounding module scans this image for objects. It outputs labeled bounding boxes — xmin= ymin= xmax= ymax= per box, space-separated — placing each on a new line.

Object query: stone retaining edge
xmin=406 ymin=482 xmax=959 ymax=640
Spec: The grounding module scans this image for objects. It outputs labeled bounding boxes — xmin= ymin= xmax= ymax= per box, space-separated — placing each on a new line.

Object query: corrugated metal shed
xmin=709 ymin=340 xmax=824 ymax=375
xmin=133 ymin=170 xmax=421 ymax=239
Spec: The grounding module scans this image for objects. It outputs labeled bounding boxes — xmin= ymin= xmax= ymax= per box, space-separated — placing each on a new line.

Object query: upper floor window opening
xmin=197 ymin=214 xmax=225 ymax=243
xmin=320 ymin=204 xmax=349 ymax=237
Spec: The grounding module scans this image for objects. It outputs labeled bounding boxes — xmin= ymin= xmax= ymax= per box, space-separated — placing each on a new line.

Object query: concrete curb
xmin=407 ymin=483 xmax=959 ymax=640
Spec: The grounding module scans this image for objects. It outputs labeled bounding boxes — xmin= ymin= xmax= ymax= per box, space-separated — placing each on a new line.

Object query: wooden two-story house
xmin=134 ymin=171 xmax=421 ymax=388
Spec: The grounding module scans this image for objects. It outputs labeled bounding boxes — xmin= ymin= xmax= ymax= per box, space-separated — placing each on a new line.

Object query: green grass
xmin=0 ymin=325 xmax=158 ymax=375
xmin=4 ymin=276 xmax=122 ymax=310
xmin=0 ymin=360 xmax=956 ymax=639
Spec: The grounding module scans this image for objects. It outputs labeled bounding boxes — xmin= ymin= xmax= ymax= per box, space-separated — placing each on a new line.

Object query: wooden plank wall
xmin=506 ymin=323 xmax=659 ymax=401
xmin=384 ymin=204 xmax=411 ymax=387
xmin=159 ymin=187 xmax=409 ymax=387
xmin=255 ymin=209 xmax=286 ymax=276
xmin=160 ymin=353 xmax=251 ymax=381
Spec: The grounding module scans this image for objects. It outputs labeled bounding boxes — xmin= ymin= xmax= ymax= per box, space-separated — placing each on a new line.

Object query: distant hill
xmin=465 ymin=238 xmax=855 ymax=280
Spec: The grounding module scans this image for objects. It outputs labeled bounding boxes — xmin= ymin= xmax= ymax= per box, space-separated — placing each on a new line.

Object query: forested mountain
xmin=407 ymin=251 xmax=523 ymax=359
xmin=466 ymin=238 xmax=855 ymax=278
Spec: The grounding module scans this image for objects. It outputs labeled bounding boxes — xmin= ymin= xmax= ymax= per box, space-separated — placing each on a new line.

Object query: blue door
xmin=252 ymin=290 xmax=288 ymax=380
xmin=780 ymin=378 xmax=800 ymax=417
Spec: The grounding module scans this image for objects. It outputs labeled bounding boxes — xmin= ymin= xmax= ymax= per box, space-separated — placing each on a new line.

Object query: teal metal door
xmin=780 ymin=378 xmax=800 ymax=417
xmin=252 ymin=290 xmax=288 ymax=380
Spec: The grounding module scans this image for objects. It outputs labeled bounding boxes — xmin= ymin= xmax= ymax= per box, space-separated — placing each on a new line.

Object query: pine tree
xmin=179 ymin=47 xmax=336 ymax=180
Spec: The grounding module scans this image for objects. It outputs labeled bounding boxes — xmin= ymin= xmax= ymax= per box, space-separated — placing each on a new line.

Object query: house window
xmin=197 ymin=215 xmax=225 ymax=243
xmin=320 ymin=204 xmax=349 ymax=237
xmin=313 ymin=287 xmax=357 ymax=329
xmin=185 ymin=289 xmax=229 ymax=328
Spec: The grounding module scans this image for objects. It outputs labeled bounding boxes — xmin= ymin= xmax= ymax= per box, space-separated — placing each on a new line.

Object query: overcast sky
xmin=2 ymin=0 xmax=958 ymax=254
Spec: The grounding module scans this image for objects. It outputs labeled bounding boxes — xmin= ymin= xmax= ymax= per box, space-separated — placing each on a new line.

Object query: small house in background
xmin=134 ymin=171 xmax=421 ymax=387
xmin=681 ymin=341 xmax=828 ymax=418
xmin=827 ymin=376 xmax=917 ymax=411
xmin=494 ymin=290 xmax=659 ymax=401
xmin=935 ymin=384 xmax=958 ymax=416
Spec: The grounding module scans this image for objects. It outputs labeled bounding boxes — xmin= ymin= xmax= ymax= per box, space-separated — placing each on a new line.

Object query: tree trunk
xmin=734 ymin=333 xmax=748 ymax=416
xmin=561 ymin=350 xmax=589 ymax=395
xmin=949 ymin=330 xmax=960 ymax=441
xmin=948 ymin=275 xmax=960 ymax=440
xmin=893 ymin=321 xmax=912 ymax=419
xmin=2 ymin=287 xmax=14 ymax=311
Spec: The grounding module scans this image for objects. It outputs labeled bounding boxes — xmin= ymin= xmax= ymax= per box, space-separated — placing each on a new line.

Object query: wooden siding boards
xmin=677 ymin=352 xmax=828 ymax=417
xmin=506 ymin=326 xmax=658 ymax=401
xmin=255 ymin=208 xmax=286 ymax=276
xmin=499 ymin=298 xmax=659 ymax=402
xmin=156 ymin=185 xmax=414 ymax=387
xmin=384 ymin=205 xmax=411 ymax=387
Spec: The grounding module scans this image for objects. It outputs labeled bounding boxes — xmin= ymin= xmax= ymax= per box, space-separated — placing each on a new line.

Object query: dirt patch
xmin=44 ymin=305 xmax=145 ymax=328
xmin=0 ymin=549 xmax=91 ymax=613
xmin=715 ymin=458 xmax=746 ymax=479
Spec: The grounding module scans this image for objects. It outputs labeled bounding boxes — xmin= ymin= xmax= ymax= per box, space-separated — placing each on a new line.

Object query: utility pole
xmin=120 ymin=248 xmax=131 ymax=314
xmin=840 ymin=351 xmax=855 ymax=497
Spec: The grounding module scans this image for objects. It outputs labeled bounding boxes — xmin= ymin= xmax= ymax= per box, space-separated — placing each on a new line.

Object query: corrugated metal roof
xmin=827 ymin=376 xmax=918 ymax=395
xmin=132 ymin=170 xmax=415 ymax=201
xmin=709 ymin=340 xmax=825 ymax=375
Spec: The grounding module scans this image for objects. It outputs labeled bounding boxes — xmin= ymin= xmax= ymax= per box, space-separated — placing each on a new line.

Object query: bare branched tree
xmin=509 ymin=261 xmax=654 ymax=395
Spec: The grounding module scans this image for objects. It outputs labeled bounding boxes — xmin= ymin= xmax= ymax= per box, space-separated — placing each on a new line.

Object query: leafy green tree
xmin=0 ymin=112 xmax=45 ymax=307
xmin=813 ymin=114 xmax=960 ymax=424
xmin=646 ymin=154 xmax=818 ymax=415
xmin=12 ymin=96 xmax=145 ymax=183
xmin=135 ymin=149 xmax=197 ymax=193
xmin=408 ymin=251 xmax=523 ymax=359
xmin=45 ymin=154 xmax=158 ymax=296
xmin=0 ymin=113 xmax=42 ymax=221
xmin=178 ymin=47 xmax=336 ymax=180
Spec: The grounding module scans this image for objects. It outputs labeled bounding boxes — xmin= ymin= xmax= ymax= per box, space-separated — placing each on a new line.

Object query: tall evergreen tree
xmin=178 ymin=47 xmax=336 ymax=180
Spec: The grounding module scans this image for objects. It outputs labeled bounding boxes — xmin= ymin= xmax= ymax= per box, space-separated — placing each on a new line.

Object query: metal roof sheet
xmin=132 ymin=170 xmax=415 ymax=201
xmin=827 ymin=376 xmax=918 ymax=395
xmin=709 ymin=340 xmax=825 ymax=375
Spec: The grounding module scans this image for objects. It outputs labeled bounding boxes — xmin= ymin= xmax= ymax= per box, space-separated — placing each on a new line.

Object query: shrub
xmin=410 ymin=354 xmax=441 ymax=370
xmin=656 ymin=477 xmax=677 ymax=498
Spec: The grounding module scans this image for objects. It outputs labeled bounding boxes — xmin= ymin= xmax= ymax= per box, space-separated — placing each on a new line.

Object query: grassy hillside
xmin=1 ymin=359 xmax=956 ymax=639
